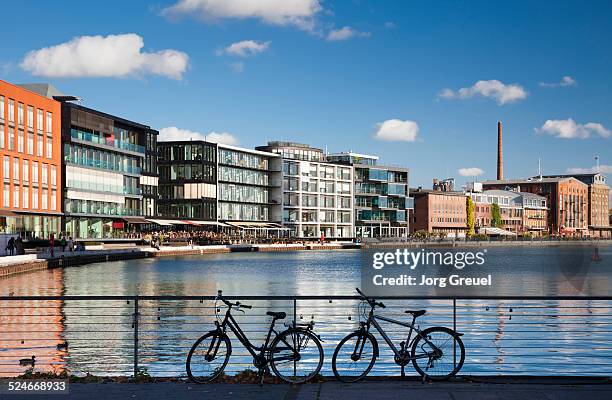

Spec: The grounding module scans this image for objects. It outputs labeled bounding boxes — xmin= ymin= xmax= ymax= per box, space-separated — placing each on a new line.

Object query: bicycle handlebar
xmin=355 ymin=288 xmax=385 ymax=308
xmin=216 ymin=290 xmax=252 ymax=309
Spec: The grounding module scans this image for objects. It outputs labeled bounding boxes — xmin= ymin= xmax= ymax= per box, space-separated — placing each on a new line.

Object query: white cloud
xmin=539 ymin=75 xmax=577 ymax=88
xmin=374 ymin=119 xmax=419 ymax=142
xmin=439 ymin=80 xmax=528 ymax=105
xmin=217 ymin=40 xmax=270 ymax=57
xmin=384 ymin=21 xmax=396 ymax=29
xmin=159 ymin=127 xmax=238 ymax=145
xmin=536 ymin=119 xmax=611 ymax=139
xmin=326 ymin=26 xmax=371 ymax=41
xmin=567 ymin=165 xmax=612 ymax=174
xmin=458 ymin=167 xmax=485 ymax=177
xmin=162 ymin=0 xmax=322 ymax=31
xmin=20 ymin=33 xmax=189 ymax=80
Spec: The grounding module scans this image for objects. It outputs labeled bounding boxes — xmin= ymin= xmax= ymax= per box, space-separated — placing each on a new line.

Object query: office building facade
xmin=157 ymin=141 xmax=217 ymax=222
xmin=217 ymin=144 xmax=282 ymax=227
xmin=257 ymin=142 xmax=353 ymax=238
xmin=59 ymin=102 xmax=156 ymax=239
xmin=327 ymin=152 xmax=411 ymax=238
xmin=409 ymin=189 xmax=467 ymax=237
xmin=0 ymin=81 xmax=62 ymax=238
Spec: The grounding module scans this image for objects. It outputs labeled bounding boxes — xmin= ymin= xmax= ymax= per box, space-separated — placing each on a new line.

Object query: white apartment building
xmin=256 ymin=142 xmax=354 ymax=238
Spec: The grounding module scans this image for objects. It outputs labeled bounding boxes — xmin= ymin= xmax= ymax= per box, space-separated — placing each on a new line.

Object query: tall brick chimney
xmin=497 ymin=121 xmax=503 ymax=180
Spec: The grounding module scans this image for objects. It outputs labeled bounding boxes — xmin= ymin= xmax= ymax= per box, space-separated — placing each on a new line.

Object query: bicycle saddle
xmin=404 ymin=310 xmax=426 ymax=317
xmin=267 ymin=311 xmax=287 ymax=319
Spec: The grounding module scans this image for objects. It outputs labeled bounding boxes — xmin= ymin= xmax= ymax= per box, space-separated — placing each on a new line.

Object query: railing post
xmin=453 ymin=298 xmax=457 ymax=369
xmin=133 ymin=296 xmax=139 ymax=378
xmin=293 ymin=297 xmax=297 ymax=378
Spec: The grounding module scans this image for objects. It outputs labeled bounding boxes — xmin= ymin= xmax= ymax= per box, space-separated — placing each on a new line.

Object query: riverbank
xmin=3 ymin=379 xmax=611 ymax=400
xmin=1 ymin=239 xmax=610 ymax=279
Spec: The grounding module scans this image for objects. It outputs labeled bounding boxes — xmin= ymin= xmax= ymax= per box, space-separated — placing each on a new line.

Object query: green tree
xmin=491 ymin=203 xmax=502 ymax=228
xmin=466 ymin=197 xmax=475 ymax=236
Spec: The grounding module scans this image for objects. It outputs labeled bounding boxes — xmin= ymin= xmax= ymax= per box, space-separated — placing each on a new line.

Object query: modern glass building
xmin=256 ymin=142 xmax=353 ymax=238
xmin=157 ymin=141 xmax=218 ymax=222
xmin=59 ymin=102 xmax=156 ymax=239
xmin=217 ymin=144 xmax=282 ymax=227
xmin=327 ymin=152 xmax=413 ymax=238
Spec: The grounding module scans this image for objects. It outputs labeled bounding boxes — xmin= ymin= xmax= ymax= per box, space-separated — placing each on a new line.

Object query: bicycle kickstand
xmin=400 ymin=364 xmax=405 ymax=378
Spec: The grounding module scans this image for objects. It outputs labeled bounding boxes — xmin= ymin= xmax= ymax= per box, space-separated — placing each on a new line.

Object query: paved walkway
xmin=8 ymin=380 xmax=612 ymax=400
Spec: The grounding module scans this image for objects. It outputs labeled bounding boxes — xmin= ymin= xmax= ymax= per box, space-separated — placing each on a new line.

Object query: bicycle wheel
xmin=411 ymin=326 xmax=465 ymax=381
xmin=332 ymin=331 xmax=377 ymax=383
xmin=269 ymin=328 xmax=324 ymax=384
xmin=186 ymin=331 xmax=232 ymax=383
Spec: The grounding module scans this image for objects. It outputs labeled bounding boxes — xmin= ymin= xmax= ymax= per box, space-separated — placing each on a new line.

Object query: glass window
xmin=3 ymin=156 xmax=8 ymax=182
xmin=13 ymin=158 xmax=19 ymax=183
xmin=41 ymin=163 xmax=48 ymax=185
xmin=8 ymin=127 xmax=14 ymax=150
xmin=18 ymin=129 xmax=24 ymax=152
xmin=23 ymin=160 xmax=28 ymax=183
xmin=27 ymin=106 xmax=33 ymax=130
xmin=46 ymin=112 xmax=52 ymax=133
xmin=27 ymin=131 xmax=33 ymax=154
xmin=3 ymin=184 xmax=8 ymax=207
xmin=32 ymin=162 xmax=38 ymax=185
xmin=32 ymin=187 xmax=38 ymax=209
xmin=18 ymin=103 xmax=24 ymax=126
xmin=51 ymin=189 xmax=57 ymax=211
xmin=51 ymin=165 xmax=56 ymax=187
xmin=36 ymin=109 xmax=43 ymax=132
xmin=8 ymin=99 xmax=14 ymax=123
xmin=46 ymin=136 xmax=52 ymax=158
xmin=42 ymin=188 xmax=48 ymax=209
xmin=0 ymin=96 xmax=4 ymax=121
xmin=13 ymin=185 xmax=19 ymax=207
xmin=37 ymin=134 xmax=43 ymax=156
xmin=23 ymin=186 xmax=29 ymax=209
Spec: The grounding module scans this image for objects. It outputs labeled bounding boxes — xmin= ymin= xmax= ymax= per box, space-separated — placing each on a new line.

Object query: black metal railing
xmin=1 ymin=295 xmax=612 ymax=378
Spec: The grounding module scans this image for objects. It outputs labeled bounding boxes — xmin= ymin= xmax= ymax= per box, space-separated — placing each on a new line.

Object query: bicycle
xmin=331 ymin=288 xmax=465 ymax=382
xmin=186 ymin=291 xmax=324 ymax=384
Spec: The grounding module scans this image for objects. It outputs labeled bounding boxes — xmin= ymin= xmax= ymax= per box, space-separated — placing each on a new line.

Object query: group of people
xmin=142 ymin=229 xmax=310 ymax=247
xmin=5 ymin=236 xmax=25 ymax=256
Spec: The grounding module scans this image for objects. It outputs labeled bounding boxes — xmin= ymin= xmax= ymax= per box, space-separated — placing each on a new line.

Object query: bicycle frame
xmin=216 ymin=307 xmax=279 ymax=359
xmin=363 ymin=312 xmax=437 ymax=361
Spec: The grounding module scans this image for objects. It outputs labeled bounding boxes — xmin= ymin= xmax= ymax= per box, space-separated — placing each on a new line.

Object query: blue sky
xmin=1 ymin=0 xmax=611 ymax=189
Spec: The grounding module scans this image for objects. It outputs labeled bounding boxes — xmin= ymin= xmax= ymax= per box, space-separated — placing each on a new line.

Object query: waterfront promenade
xmin=1 ymin=238 xmax=611 ymax=278
xmin=5 ymin=380 xmax=612 ymax=400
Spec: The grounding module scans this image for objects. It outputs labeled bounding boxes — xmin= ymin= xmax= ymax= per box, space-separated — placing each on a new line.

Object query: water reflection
xmin=0 ymin=247 xmax=611 ymax=377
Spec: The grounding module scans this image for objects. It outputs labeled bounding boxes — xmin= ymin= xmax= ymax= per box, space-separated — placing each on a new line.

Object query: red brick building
xmin=409 ymin=189 xmax=467 ymax=237
xmin=0 ymin=80 xmax=62 ymax=239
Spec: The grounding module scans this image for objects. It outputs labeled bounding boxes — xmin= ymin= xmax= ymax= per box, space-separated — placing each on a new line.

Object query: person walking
xmin=15 ymin=236 xmax=24 ymax=255
xmin=60 ymin=236 xmax=67 ymax=252
xmin=6 ymin=236 xmax=15 ymax=256
xmin=50 ymin=233 xmax=55 ymax=257
xmin=67 ymin=237 xmax=74 ymax=252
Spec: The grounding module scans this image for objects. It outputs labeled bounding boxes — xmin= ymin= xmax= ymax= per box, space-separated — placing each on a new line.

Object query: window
xmin=3 ymin=156 xmax=8 ymax=182
xmin=8 ymin=126 xmax=14 ymax=150
xmin=27 ymin=131 xmax=33 ymax=154
xmin=8 ymin=99 xmax=14 ymax=123
xmin=32 ymin=162 xmax=38 ymax=185
xmin=46 ymin=136 xmax=52 ymax=158
xmin=41 ymin=189 xmax=47 ymax=209
xmin=17 ymin=103 xmax=24 ymax=126
xmin=23 ymin=186 xmax=29 ymax=208
xmin=18 ymin=129 xmax=24 ymax=152
xmin=36 ymin=109 xmax=43 ymax=132
xmin=23 ymin=160 xmax=29 ymax=183
xmin=32 ymin=187 xmax=38 ymax=209
xmin=13 ymin=158 xmax=19 ymax=183
xmin=46 ymin=112 xmax=52 ymax=134
xmin=13 ymin=185 xmax=19 ymax=208
xmin=51 ymin=189 xmax=56 ymax=211
xmin=3 ymin=184 xmax=8 ymax=207
xmin=0 ymin=96 xmax=4 ymax=121
xmin=50 ymin=166 xmax=57 ymax=188
xmin=41 ymin=163 xmax=48 ymax=186
xmin=37 ymin=134 xmax=43 ymax=156
xmin=27 ymin=106 xmax=33 ymax=130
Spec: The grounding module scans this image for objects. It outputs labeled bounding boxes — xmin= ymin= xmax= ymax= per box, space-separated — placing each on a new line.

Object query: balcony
xmin=64 ymin=154 xmax=141 ymax=175
xmin=71 ymin=129 xmax=145 ymax=154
